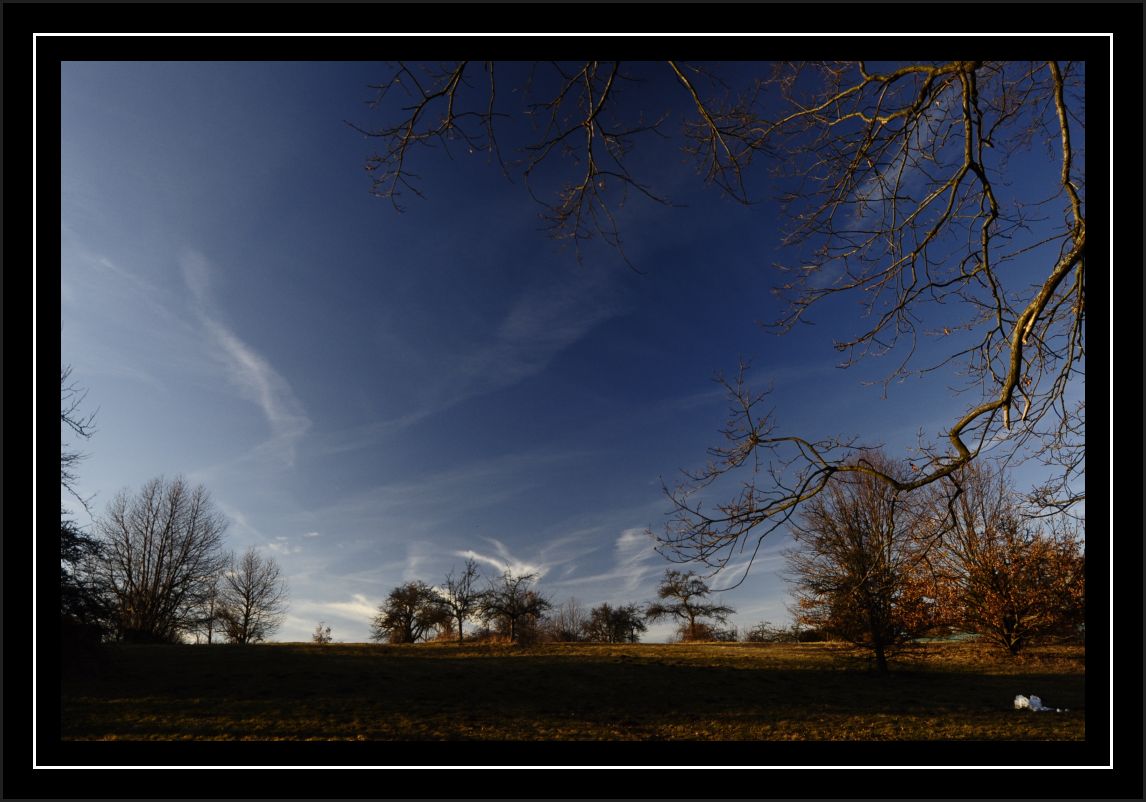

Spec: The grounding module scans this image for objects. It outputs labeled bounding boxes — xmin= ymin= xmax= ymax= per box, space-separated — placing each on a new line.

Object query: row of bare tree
xmin=63 ymin=471 xmax=289 ymax=646
xmin=61 ymin=367 xmax=289 ymax=646
xmin=367 ymin=560 xmax=744 ymax=646
xmin=368 ymin=561 xmax=646 ymax=645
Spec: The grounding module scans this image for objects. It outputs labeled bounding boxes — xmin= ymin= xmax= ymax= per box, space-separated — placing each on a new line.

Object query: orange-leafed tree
xmin=934 ymin=464 xmax=1084 ymax=655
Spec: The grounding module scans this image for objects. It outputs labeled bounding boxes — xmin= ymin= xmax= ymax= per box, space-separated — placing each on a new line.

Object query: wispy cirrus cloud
xmin=549 ymin=526 xmax=663 ymax=598
xmin=314 ymin=263 xmax=625 ymax=457
xmin=307 ymin=594 xmax=380 ymax=623
xmin=462 ymin=265 xmax=622 ymax=390
xmin=309 ymin=447 xmax=595 ymax=534
xmin=459 ymin=537 xmax=549 ymax=580
xmin=180 ymin=249 xmax=311 ymax=465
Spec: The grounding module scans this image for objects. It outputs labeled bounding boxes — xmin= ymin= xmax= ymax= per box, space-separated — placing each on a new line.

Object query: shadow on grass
xmin=62 ymin=643 xmax=1084 ymax=741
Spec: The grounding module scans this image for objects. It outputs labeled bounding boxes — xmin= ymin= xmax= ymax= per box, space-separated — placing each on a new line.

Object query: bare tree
xmin=478 ymin=571 xmax=552 ymax=644
xmin=59 ymin=366 xmax=112 ymax=640
xmin=312 ymin=621 xmax=333 ymax=644
xmin=187 ymin=574 xmax=223 ymax=644
xmin=645 ymin=569 xmax=735 ymax=642
xmin=932 ymin=463 xmax=1085 ymax=655
xmin=95 ymin=476 xmax=229 ymax=643
xmin=786 ymin=453 xmax=942 ymax=672
xmin=542 ymin=597 xmax=589 ymax=643
xmin=357 ymin=60 xmax=1086 ymax=581
xmin=438 ymin=557 xmax=482 ymax=643
xmin=371 ymin=580 xmax=450 ymax=644
xmin=60 ymin=514 xmax=112 ymax=638
xmin=217 ymin=547 xmax=289 ymax=645
xmin=743 ymin=621 xmax=806 ymax=644
xmin=662 ymin=61 xmax=1085 ymax=578
xmin=351 ymin=62 xmax=674 ymax=266
xmin=61 ymin=365 xmax=98 ymax=512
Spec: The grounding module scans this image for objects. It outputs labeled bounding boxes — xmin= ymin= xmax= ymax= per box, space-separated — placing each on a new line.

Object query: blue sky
xmin=58 ymin=60 xmax=1081 ymax=642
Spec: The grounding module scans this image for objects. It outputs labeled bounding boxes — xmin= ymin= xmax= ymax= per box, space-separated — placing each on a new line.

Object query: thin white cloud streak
xmin=61 ymin=235 xmax=207 ymax=389
xmin=656 ymin=360 xmax=844 ymax=418
xmin=323 ymin=593 xmax=381 ymax=621
xmin=459 ymin=537 xmax=548 ymax=580
xmin=310 ymin=447 xmax=595 ymax=532
xmin=456 ymin=529 xmax=602 ymax=584
xmin=218 ymin=502 xmax=265 ymax=541
xmin=548 ymin=526 xmax=663 ymax=599
xmin=704 ymin=552 xmax=790 ymax=595
xmin=286 ymin=595 xmax=380 ymax=637
xmin=313 ymin=264 xmax=624 ymax=457
xmin=464 ymin=266 xmax=621 ymax=390
xmin=180 ymin=249 xmax=311 ymax=466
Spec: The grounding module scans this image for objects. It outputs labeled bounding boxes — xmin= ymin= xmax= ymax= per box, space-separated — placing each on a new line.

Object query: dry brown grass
xmin=61 ymin=640 xmax=1084 ymax=741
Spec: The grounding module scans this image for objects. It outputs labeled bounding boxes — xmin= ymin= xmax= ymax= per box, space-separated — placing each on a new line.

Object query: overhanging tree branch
xmin=356 ymin=59 xmax=1086 ymax=579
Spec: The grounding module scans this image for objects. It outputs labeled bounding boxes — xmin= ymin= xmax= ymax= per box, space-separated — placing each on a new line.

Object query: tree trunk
xmin=873 ymin=642 xmax=888 ymax=673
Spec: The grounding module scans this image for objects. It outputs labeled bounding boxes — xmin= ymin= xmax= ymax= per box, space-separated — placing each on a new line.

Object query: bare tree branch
xmin=356 ymin=60 xmax=1086 ymax=579
xmin=61 ymin=365 xmax=98 ymax=513
xmin=662 ymin=61 xmax=1084 ymax=572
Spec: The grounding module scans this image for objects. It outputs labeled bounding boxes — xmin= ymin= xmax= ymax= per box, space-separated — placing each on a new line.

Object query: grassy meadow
xmin=61 ymin=640 xmax=1085 ymax=741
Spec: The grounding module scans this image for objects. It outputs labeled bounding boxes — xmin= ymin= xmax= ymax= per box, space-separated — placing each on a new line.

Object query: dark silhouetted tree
xmin=438 ymin=557 xmax=483 ymax=643
xmin=217 ymin=547 xmax=289 ymax=644
xmin=60 ymin=514 xmax=112 ymax=638
xmin=187 ymin=574 xmax=224 ymax=644
xmin=584 ymin=603 xmax=647 ymax=643
xmin=478 ymin=571 xmax=552 ymax=644
xmin=645 ymin=569 xmax=735 ymax=642
xmin=542 ymin=597 xmax=589 ymax=643
xmin=371 ymin=580 xmax=450 ymax=644
xmin=60 ymin=366 xmax=112 ymax=638
xmin=95 ymin=476 xmax=228 ymax=643
xmin=312 ymin=621 xmax=333 ymax=644
xmin=61 ymin=365 xmax=98 ymax=513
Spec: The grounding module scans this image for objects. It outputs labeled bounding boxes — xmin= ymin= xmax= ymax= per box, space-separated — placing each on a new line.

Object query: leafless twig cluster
xmin=355 ymin=60 xmax=1086 ymax=581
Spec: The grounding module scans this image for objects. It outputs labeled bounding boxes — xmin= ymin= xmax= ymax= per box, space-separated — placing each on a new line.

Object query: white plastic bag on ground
xmin=1014 ymin=693 xmax=1067 ymax=712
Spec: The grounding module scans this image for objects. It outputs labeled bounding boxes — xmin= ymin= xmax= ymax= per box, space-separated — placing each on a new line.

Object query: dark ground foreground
xmin=61 ymin=640 xmax=1084 ymax=741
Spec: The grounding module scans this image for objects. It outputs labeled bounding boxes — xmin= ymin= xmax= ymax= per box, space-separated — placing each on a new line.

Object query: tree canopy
xmin=95 ymin=476 xmax=229 ymax=643
xmin=371 ymin=580 xmax=451 ymax=644
xmin=645 ymin=569 xmax=735 ymax=642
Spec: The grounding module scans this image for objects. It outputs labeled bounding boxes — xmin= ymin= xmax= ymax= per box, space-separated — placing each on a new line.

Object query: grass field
xmin=60 ymin=640 xmax=1085 ymax=741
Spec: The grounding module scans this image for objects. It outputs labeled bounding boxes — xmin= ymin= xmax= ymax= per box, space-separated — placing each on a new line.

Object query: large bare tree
xmin=786 ymin=453 xmax=942 ymax=672
xmin=218 ymin=547 xmax=289 ymax=645
xmin=356 ymin=59 xmax=1086 ymax=581
xmin=96 ymin=476 xmax=229 ymax=643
